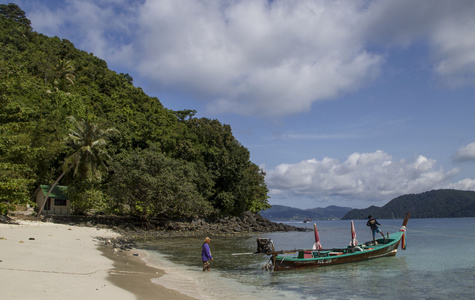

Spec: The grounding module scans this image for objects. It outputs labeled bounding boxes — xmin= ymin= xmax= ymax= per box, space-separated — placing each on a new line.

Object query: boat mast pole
xmin=402 ymin=212 xmax=410 ymax=227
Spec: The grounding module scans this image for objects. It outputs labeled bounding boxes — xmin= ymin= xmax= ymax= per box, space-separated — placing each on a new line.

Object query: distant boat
xmin=259 ymin=213 xmax=410 ymax=271
xmin=303 ymin=218 xmax=312 ymax=223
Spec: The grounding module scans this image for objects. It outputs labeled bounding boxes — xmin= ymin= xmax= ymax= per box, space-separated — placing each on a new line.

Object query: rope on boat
xmin=261 ymin=239 xmax=276 ymax=271
xmin=382 ymin=224 xmax=475 ymax=240
xmin=262 ymin=257 xmax=274 ymax=271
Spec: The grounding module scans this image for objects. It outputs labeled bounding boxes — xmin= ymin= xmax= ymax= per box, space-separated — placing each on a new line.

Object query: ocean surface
xmin=137 ymin=218 xmax=475 ymax=300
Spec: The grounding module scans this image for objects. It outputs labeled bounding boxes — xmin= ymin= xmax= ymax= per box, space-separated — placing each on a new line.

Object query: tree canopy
xmin=0 ymin=4 xmax=270 ymax=218
xmin=0 ymin=3 xmax=31 ymax=28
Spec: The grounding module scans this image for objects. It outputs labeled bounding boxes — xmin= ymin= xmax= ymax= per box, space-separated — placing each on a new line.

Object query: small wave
xmin=141 ymin=249 xmax=305 ymax=300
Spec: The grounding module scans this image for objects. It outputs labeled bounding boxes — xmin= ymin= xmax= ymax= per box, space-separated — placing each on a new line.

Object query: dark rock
xmin=0 ymin=214 xmax=18 ymax=224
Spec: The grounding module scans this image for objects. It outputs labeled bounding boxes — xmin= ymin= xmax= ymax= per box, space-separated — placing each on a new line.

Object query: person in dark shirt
xmin=366 ymin=215 xmax=385 ymax=244
xmin=201 ymin=237 xmax=213 ymax=271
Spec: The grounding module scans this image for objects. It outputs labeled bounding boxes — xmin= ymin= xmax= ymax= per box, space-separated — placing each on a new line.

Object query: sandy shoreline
xmin=0 ymin=219 xmax=196 ymax=300
xmin=102 ymin=245 xmax=197 ymax=300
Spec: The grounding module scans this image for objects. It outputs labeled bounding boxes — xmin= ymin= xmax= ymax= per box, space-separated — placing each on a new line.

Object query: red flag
xmin=350 ymin=220 xmax=358 ymax=246
xmin=313 ymin=223 xmax=322 ymax=250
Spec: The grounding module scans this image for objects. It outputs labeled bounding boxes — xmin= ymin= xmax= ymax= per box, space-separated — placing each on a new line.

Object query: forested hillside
xmin=0 ymin=4 xmax=270 ymax=218
xmin=342 ymin=189 xmax=475 ymax=219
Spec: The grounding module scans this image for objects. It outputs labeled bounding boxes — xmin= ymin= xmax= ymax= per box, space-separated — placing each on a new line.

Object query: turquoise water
xmin=138 ymin=218 xmax=475 ymax=300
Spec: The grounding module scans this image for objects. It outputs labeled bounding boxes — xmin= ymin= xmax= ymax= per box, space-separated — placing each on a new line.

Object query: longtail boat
xmin=259 ymin=213 xmax=410 ymax=271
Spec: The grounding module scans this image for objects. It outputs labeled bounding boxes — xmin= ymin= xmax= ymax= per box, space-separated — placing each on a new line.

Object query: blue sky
xmin=10 ymin=0 xmax=475 ymax=209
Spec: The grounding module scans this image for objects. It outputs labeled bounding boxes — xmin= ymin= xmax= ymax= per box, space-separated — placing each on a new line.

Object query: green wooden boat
xmin=260 ymin=213 xmax=410 ymax=271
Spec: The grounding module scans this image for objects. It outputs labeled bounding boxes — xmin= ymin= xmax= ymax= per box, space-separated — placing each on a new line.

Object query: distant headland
xmin=261 ymin=189 xmax=475 ymax=220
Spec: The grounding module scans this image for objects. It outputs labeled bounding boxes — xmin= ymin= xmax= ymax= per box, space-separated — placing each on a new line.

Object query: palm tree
xmin=36 ymin=116 xmax=117 ymax=217
xmin=52 ymin=59 xmax=75 ymax=91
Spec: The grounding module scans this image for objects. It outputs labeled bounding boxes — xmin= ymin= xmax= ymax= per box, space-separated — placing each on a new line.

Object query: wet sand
xmin=102 ymin=246 xmax=197 ymax=300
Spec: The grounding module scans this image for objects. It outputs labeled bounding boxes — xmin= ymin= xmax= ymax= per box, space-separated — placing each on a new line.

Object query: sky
xmin=9 ymin=0 xmax=475 ymax=209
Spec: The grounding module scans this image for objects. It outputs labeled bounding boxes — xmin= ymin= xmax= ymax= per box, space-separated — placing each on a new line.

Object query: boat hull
xmin=273 ymin=236 xmax=401 ymax=271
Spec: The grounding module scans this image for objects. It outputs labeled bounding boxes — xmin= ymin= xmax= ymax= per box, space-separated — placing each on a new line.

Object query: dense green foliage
xmin=342 ymin=189 xmax=475 ymax=219
xmin=0 ymin=4 xmax=270 ymax=218
xmin=36 ymin=116 xmax=119 ymax=216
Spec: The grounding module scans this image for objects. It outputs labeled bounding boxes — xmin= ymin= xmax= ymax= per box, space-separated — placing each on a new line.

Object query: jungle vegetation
xmin=0 ymin=4 xmax=270 ymax=219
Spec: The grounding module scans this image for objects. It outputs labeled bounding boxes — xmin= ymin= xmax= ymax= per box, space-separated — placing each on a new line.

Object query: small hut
xmin=35 ymin=185 xmax=70 ymax=215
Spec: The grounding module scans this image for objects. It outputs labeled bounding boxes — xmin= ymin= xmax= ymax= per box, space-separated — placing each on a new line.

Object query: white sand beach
xmin=0 ymin=219 xmax=196 ymax=300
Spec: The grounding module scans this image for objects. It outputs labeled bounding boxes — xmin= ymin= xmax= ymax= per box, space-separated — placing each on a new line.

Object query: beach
xmin=0 ymin=219 xmax=196 ymax=300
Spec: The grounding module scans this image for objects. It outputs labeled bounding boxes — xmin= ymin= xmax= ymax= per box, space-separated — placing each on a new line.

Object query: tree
xmin=0 ymin=162 xmax=35 ymax=215
xmin=64 ymin=116 xmax=117 ymax=181
xmin=107 ymin=148 xmax=214 ymax=220
xmin=236 ymin=163 xmax=270 ymax=214
xmin=173 ymin=109 xmax=197 ymax=122
xmin=36 ymin=116 xmax=117 ymax=216
xmin=52 ymin=59 xmax=75 ymax=91
xmin=66 ymin=181 xmax=109 ymax=215
xmin=0 ymin=68 xmax=47 ymax=214
xmin=0 ymin=3 xmax=31 ymax=29
xmin=185 ymin=117 xmax=270 ymax=216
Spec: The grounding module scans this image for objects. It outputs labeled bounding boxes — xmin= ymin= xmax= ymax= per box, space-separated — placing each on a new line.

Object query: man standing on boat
xmin=202 ymin=237 xmax=213 ymax=271
xmin=367 ymin=215 xmax=385 ymax=244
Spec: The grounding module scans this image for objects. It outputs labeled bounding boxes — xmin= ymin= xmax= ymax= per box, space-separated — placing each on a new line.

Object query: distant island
xmin=342 ymin=189 xmax=475 ymax=219
xmin=262 ymin=189 xmax=475 ymax=221
xmin=260 ymin=205 xmax=352 ymax=221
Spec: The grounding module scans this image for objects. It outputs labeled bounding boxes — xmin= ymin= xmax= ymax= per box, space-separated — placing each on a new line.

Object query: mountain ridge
xmin=343 ymin=189 xmax=475 ymax=219
xmin=262 ymin=189 xmax=475 ymax=220
xmin=260 ymin=205 xmax=352 ymax=220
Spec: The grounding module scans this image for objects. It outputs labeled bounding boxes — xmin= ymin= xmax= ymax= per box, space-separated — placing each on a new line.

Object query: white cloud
xmin=360 ymin=0 xmax=475 ymax=87
xmin=454 ymin=142 xmax=475 ymax=162
xmin=130 ymin=0 xmax=383 ymax=117
xmin=266 ymin=150 xmax=460 ymax=204
xmin=444 ymin=178 xmax=475 ymax=190
xmin=24 ymin=0 xmax=475 ymax=117
xmin=431 ymin=7 xmax=475 ymax=87
xmin=26 ymin=0 xmax=140 ymax=59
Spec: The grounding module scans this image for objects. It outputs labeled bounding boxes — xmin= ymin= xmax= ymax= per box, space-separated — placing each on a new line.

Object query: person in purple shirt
xmin=202 ymin=237 xmax=213 ymax=271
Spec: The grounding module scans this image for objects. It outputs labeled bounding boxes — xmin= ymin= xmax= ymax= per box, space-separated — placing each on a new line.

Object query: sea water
xmin=137 ymin=218 xmax=475 ymax=300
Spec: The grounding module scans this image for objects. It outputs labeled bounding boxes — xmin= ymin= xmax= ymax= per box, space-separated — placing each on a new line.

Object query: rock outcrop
xmin=43 ymin=211 xmax=308 ymax=241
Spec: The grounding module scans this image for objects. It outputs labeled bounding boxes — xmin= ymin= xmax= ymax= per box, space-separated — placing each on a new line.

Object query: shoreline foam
xmin=137 ymin=244 xmax=301 ymax=300
xmin=101 ymin=246 xmax=197 ymax=300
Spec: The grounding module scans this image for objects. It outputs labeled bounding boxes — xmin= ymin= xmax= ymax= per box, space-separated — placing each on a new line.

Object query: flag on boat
xmin=350 ymin=220 xmax=358 ymax=246
xmin=400 ymin=225 xmax=407 ymax=250
xmin=312 ymin=223 xmax=323 ymax=250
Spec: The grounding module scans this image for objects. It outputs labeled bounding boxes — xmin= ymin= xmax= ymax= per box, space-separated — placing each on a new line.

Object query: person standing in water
xmin=202 ymin=237 xmax=213 ymax=271
xmin=366 ymin=215 xmax=385 ymax=244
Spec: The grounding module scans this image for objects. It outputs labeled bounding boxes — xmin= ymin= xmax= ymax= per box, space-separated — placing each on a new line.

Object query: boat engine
xmin=256 ymin=238 xmax=274 ymax=255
